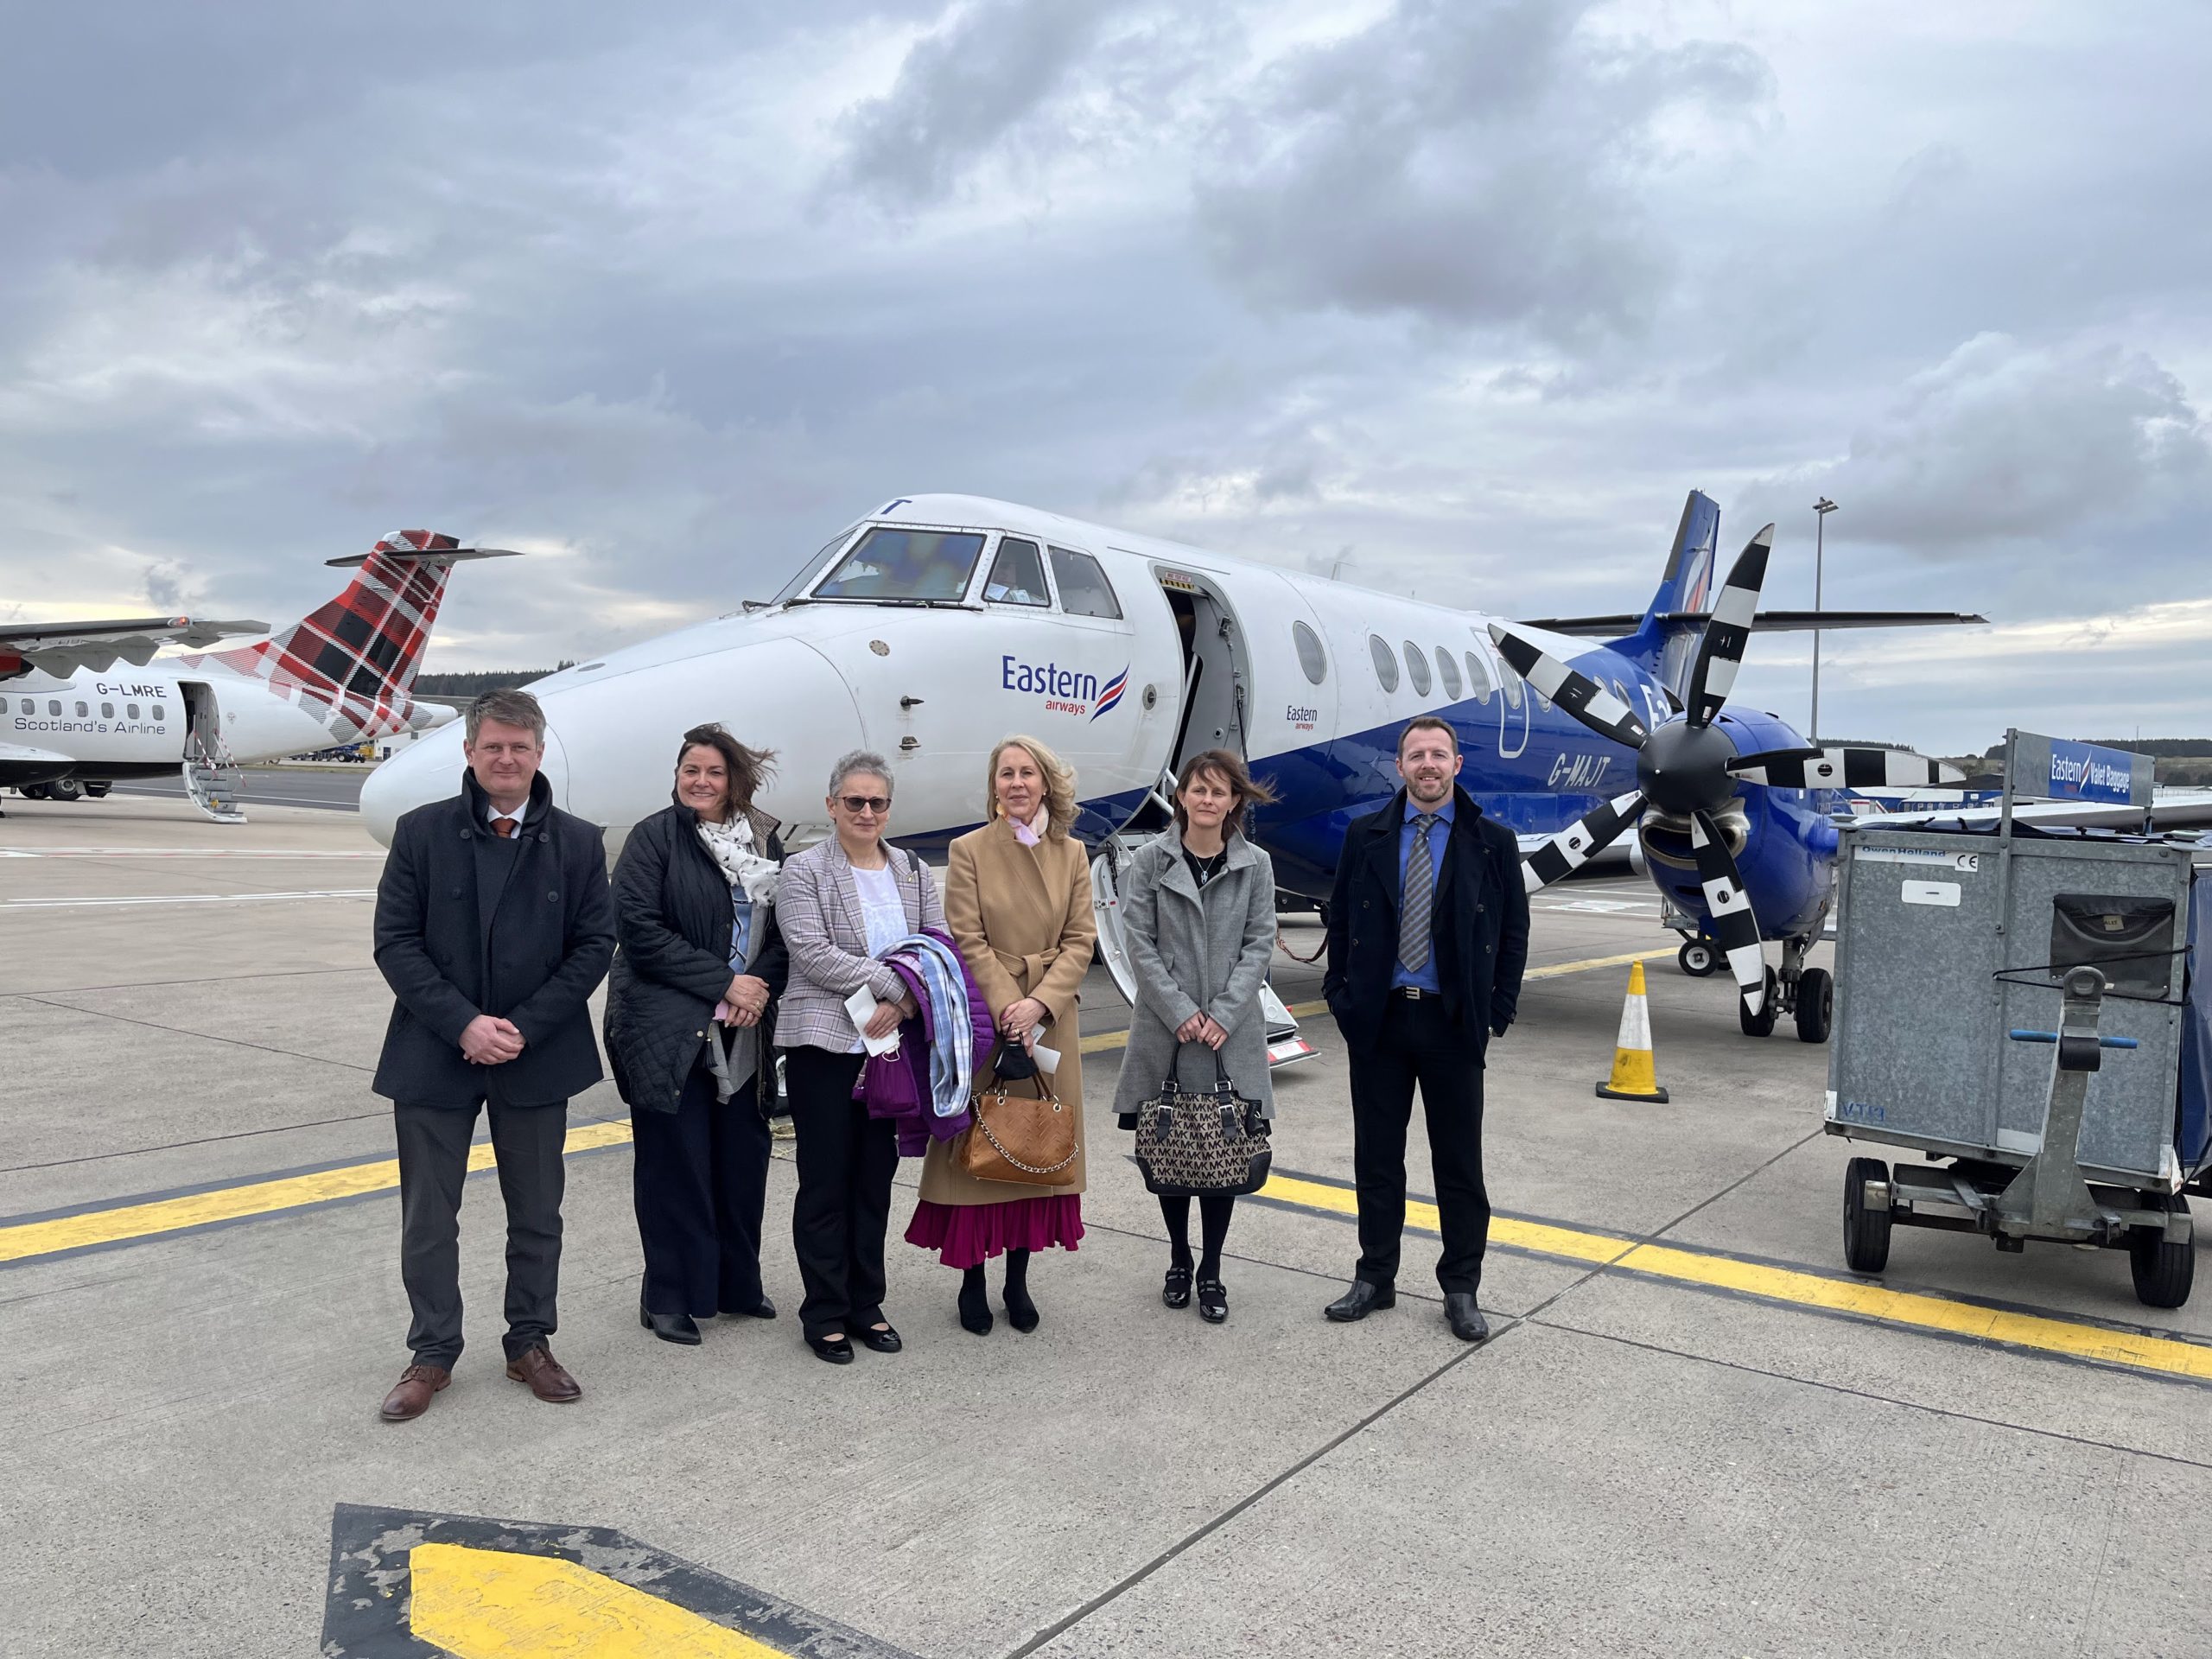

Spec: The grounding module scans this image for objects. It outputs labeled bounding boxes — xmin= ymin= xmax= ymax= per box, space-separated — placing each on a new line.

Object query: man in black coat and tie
xmin=1320 ymin=715 xmax=1529 ymax=1343
xmin=371 ymin=688 xmax=616 ymax=1421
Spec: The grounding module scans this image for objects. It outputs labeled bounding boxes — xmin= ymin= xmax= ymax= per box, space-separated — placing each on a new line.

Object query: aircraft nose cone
xmin=1636 ymin=719 xmax=1738 ymax=816
xmin=362 ymin=721 xmax=466 ymax=845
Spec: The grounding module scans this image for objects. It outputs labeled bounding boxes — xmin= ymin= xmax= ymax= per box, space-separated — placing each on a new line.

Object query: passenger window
xmin=813 ymin=526 xmax=985 ymax=602
xmin=1464 ymin=652 xmax=1493 ymax=705
xmin=1497 ymin=658 xmax=1524 ymax=708
xmin=1049 ymin=547 xmax=1122 ymax=619
xmin=1293 ymin=620 xmax=1328 ymax=685
xmin=152 ymin=703 xmax=165 ymax=720
xmin=983 ymin=537 xmax=1051 ymax=606
xmin=1402 ymin=642 xmax=1432 ymax=696
xmin=48 ymin=699 xmax=60 ymax=715
xmin=1435 ymin=648 xmax=1461 ymax=701
xmin=1369 ymin=634 xmax=1399 ymax=692
xmin=127 ymin=703 xmax=140 ymax=719
xmin=103 ymin=702 xmax=115 ymax=718
xmin=76 ymin=701 xmax=89 ymax=717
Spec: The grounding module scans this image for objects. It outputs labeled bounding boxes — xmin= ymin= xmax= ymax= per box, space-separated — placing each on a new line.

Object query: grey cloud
xmin=830 ymin=0 xmax=1124 ymax=207
xmin=1191 ymin=0 xmax=1771 ymax=343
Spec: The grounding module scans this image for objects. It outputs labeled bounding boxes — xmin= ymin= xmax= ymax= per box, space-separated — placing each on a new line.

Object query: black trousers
xmin=785 ymin=1046 xmax=899 ymax=1339
xmin=394 ymin=1096 xmax=568 ymax=1367
xmin=1348 ymin=995 xmax=1490 ymax=1295
xmin=632 ymin=1056 xmax=772 ymax=1319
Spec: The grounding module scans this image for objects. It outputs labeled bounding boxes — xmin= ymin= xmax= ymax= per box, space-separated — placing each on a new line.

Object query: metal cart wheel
xmin=2128 ymin=1196 xmax=2194 ymax=1309
xmin=1844 ymin=1157 xmax=1892 ymax=1274
xmin=1677 ymin=938 xmax=1718 ymax=977
xmin=1794 ymin=967 xmax=1834 ymax=1046
xmin=1738 ymin=967 xmax=1780 ymax=1038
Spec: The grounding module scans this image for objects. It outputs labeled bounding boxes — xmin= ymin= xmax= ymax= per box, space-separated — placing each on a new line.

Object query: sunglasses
xmin=838 ymin=795 xmax=891 ymax=815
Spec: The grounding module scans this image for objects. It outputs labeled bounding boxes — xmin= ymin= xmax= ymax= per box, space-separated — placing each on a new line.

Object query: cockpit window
xmin=772 ymin=524 xmax=860 ymax=605
xmin=812 ymin=526 xmax=986 ymax=603
xmin=983 ymin=537 xmax=1051 ymax=606
xmin=1050 ymin=547 xmax=1122 ymax=619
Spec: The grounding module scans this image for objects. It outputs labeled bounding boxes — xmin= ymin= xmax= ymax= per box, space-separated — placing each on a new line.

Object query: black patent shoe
xmin=1197 ymin=1279 xmax=1227 ymax=1324
xmin=1323 ymin=1280 xmax=1395 ymax=1322
xmin=860 ymin=1323 xmax=902 ymax=1354
xmin=1162 ymin=1266 xmax=1192 ymax=1309
xmin=807 ymin=1332 xmax=854 ymax=1364
xmin=639 ymin=1303 xmax=702 ymax=1346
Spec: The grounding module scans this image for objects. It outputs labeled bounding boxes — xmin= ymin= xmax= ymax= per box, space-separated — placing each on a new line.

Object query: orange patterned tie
xmin=492 ymin=817 xmax=517 ymax=839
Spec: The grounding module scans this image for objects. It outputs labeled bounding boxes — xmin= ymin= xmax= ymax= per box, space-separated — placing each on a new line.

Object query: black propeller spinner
xmin=1489 ymin=524 xmax=1960 ymax=1021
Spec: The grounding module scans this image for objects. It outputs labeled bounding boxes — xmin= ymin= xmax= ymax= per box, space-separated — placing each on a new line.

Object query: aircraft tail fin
xmin=190 ymin=531 xmax=520 ymax=741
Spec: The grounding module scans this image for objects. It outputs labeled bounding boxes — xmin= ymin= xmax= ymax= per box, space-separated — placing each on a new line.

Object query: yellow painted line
xmin=409 ymin=1542 xmax=782 ymax=1657
xmin=0 ymin=1119 xmax=634 ymax=1265
xmin=1080 ymin=947 xmax=1674 ymax=1054
xmin=1255 ymin=1172 xmax=2212 ymax=1382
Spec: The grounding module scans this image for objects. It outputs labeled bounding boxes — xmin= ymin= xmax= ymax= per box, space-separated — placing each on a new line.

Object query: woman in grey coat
xmin=1112 ymin=749 xmax=1279 ymax=1324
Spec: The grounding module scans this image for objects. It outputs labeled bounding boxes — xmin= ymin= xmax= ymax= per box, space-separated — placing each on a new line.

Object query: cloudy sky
xmin=5 ymin=0 xmax=2208 ymax=754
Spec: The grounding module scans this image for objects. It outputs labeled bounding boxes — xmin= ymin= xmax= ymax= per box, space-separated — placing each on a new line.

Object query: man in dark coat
xmin=1320 ymin=715 xmax=1529 ymax=1343
xmin=371 ymin=688 xmax=615 ymax=1421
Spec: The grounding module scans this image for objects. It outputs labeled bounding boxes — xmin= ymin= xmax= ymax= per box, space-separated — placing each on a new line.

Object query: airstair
xmin=182 ymin=734 xmax=248 ymax=823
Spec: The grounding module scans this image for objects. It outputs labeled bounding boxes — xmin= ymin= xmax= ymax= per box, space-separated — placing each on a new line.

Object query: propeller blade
xmin=1487 ymin=625 xmax=1650 ymax=750
xmin=1520 ymin=790 xmax=1646 ymax=892
xmin=1688 ymin=810 xmax=1767 ymax=1014
xmin=1683 ymin=525 xmax=1774 ymax=728
xmin=1729 ymin=746 xmax=1966 ymax=790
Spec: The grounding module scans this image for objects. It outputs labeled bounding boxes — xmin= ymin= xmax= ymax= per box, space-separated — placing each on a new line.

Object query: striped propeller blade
xmin=1688 ymin=810 xmax=1767 ymax=1015
xmin=1487 ymin=625 xmax=1650 ymax=750
xmin=1683 ymin=525 xmax=1774 ymax=729
xmin=1729 ymin=746 xmax=1967 ymax=790
xmin=1521 ymin=790 xmax=1646 ymax=892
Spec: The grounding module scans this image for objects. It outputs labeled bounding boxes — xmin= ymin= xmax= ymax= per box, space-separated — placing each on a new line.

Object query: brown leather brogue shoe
xmin=505 ymin=1344 xmax=582 ymax=1403
xmin=379 ymin=1363 xmax=450 ymax=1422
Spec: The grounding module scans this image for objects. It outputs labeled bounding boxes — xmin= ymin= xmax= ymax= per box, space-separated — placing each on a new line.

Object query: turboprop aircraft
xmin=362 ymin=491 xmax=1989 ymax=1043
xmin=1 ymin=531 xmax=512 ymax=821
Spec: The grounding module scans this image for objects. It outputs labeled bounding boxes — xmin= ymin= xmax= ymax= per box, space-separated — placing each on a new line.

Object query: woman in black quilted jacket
xmin=604 ymin=724 xmax=789 ymax=1346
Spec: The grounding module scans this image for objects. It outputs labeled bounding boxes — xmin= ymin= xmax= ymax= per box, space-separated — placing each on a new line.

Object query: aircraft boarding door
xmin=176 ymin=681 xmax=245 ymax=823
xmin=1468 ymin=632 xmax=1529 ymax=760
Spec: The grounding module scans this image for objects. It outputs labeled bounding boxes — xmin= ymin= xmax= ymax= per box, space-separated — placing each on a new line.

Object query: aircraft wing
xmin=1843 ymin=790 xmax=2212 ymax=831
xmin=0 ymin=740 xmax=75 ymax=763
xmin=1520 ymin=609 xmax=1988 ymax=637
xmin=0 ymin=616 xmax=270 ymax=678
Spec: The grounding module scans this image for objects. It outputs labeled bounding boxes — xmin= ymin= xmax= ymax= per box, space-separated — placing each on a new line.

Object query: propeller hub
xmin=1637 ymin=720 xmax=1738 ymax=816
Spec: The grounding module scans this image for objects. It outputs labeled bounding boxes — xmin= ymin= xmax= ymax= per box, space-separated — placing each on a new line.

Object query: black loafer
xmin=639 ymin=1304 xmax=702 ymax=1346
xmin=1444 ymin=1292 xmax=1490 ymax=1344
xmin=1324 ymin=1280 xmax=1395 ymax=1322
xmin=1162 ymin=1266 xmax=1192 ymax=1309
xmin=859 ymin=1324 xmax=902 ymax=1354
xmin=720 ymin=1294 xmax=776 ymax=1320
xmin=806 ymin=1333 xmax=854 ymax=1364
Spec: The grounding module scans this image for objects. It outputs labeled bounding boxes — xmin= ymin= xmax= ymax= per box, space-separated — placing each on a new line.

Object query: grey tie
xmin=1398 ymin=814 xmax=1439 ymax=974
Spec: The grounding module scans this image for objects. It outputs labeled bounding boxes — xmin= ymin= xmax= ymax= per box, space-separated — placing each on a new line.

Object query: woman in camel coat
xmin=906 ymin=734 xmax=1096 ymax=1336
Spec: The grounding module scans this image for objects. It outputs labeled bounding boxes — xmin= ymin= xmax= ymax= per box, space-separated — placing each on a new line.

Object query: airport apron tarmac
xmin=7 ymin=947 xmax=2212 ymax=1388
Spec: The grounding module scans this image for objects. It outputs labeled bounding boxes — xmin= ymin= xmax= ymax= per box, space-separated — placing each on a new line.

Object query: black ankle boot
xmin=958 ymin=1266 xmax=993 ymax=1336
xmin=1003 ymin=1248 xmax=1039 ymax=1333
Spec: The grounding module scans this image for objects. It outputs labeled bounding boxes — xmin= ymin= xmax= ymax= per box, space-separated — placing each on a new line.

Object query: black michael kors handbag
xmin=1134 ymin=1045 xmax=1271 ymax=1197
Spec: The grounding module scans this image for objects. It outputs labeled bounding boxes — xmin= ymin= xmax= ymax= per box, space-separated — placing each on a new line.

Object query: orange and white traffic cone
xmin=1595 ymin=960 xmax=1669 ymax=1103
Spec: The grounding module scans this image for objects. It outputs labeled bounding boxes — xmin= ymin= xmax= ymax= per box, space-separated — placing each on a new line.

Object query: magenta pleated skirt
xmin=906 ymin=1195 xmax=1084 ymax=1268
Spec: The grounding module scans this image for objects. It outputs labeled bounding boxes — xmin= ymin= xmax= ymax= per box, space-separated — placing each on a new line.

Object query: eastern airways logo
xmin=1001 ymin=655 xmax=1129 ymax=721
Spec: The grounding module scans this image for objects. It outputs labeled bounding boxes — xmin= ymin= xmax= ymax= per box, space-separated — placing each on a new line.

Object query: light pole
xmin=1811 ymin=497 xmax=1837 ymax=743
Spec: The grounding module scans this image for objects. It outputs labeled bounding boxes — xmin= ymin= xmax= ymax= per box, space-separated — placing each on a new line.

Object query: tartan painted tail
xmin=193 ymin=530 xmax=515 ymax=742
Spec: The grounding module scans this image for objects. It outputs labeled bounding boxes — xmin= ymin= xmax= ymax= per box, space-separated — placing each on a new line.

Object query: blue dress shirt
xmin=1390 ymin=793 xmax=1454 ymax=992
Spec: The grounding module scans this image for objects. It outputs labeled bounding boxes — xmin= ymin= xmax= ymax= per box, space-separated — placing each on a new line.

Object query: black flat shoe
xmin=1444 ymin=1292 xmax=1490 ymax=1344
xmin=1162 ymin=1266 xmax=1192 ymax=1309
xmin=720 ymin=1294 xmax=776 ymax=1320
xmin=1004 ymin=1287 xmax=1039 ymax=1334
xmin=807 ymin=1333 xmax=854 ymax=1364
xmin=859 ymin=1324 xmax=902 ymax=1354
xmin=1324 ymin=1280 xmax=1395 ymax=1322
xmin=1197 ymin=1279 xmax=1227 ymax=1324
xmin=639 ymin=1304 xmax=702 ymax=1346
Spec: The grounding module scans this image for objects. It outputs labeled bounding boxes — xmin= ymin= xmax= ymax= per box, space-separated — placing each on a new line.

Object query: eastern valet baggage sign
xmin=2007 ymin=731 xmax=2153 ymax=808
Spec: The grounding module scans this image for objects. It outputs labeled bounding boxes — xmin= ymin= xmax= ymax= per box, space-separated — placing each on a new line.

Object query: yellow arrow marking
xmin=409 ymin=1542 xmax=785 ymax=1657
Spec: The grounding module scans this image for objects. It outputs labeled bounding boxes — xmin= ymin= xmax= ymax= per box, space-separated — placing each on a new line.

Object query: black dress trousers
xmin=1348 ymin=995 xmax=1490 ymax=1296
xmin=785 ymin=1045 xmax=899 ymax=1339
xmin=632 ymin=1053 xmax=772 ymax=1319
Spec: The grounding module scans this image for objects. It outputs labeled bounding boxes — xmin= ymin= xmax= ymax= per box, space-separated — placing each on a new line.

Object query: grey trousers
xmin=394 ymin=1098 xmax=568 ymax=1368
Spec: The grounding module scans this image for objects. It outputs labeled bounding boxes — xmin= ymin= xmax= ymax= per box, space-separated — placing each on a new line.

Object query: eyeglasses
xmin=839 ymin=795 xmax=891 ymax=815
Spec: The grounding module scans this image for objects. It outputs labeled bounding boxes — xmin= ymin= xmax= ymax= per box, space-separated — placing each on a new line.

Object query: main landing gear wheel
xmin=2129 ymin=1196 xmax=2194 ymax=1309
xmin=47 ymin=778 xmax=85 ymax=802
xmin=1794 ymin=966 xmax=1834 ymax=1045
xmin=1678 ymin=938 xmax=1718 ymax=977
xmin=1738 ymin=967 xmax=1780 ymax=1038
xmin=1843 ymin=1157 xmax=1892 ymax=1274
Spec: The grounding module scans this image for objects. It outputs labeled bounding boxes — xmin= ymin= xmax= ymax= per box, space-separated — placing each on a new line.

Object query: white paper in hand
xmin=1029 ymin=1025 xmax=1060 ymax=1073
xmin=845 ymin=986 xmax=900 ymax=1056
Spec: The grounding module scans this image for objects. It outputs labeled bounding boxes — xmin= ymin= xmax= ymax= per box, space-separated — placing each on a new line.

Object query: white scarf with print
xmin=696 ymin=812 xmax=781 ymax=905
